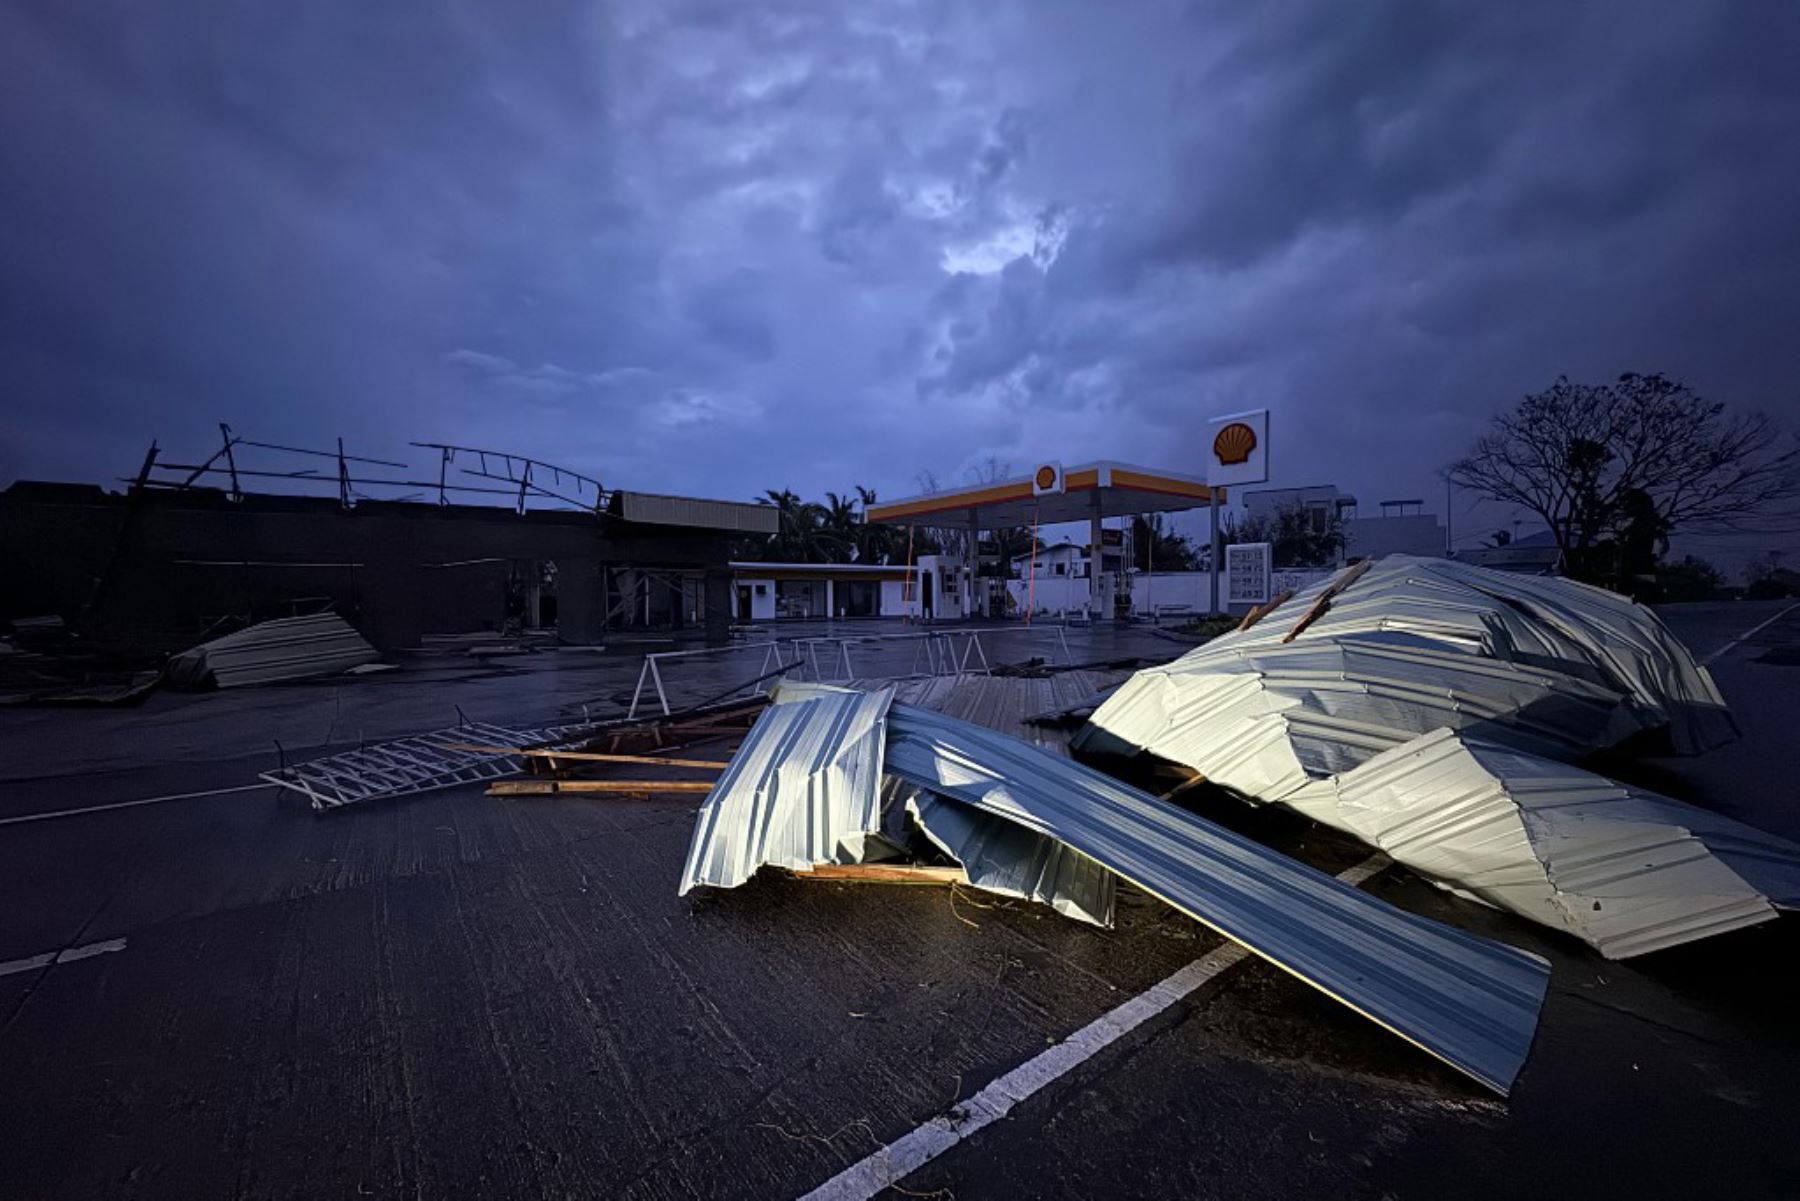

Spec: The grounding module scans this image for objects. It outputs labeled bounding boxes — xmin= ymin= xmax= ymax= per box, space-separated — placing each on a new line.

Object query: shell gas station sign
xmin=1205 ymin=409 xmax=1270 ymax=487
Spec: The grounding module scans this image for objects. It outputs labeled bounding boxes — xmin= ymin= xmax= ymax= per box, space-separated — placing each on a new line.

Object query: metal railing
xmin=785 ymin=626 xmax=1076 ymax=685
xmin=624 ymin=625 xmax=1078 ymax=719
xmin=626 ymin=641 xmax=781 ymax=719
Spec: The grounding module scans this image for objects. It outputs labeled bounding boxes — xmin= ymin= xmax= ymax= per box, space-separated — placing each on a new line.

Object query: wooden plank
xmin=487 ymin=779 xmax=716 ymax=796
xmin=790 ymin=864 xmax=968 ymax=885
xmin=443 ymin=743 xmax=729 ymax=769
xmin=1155 ymin=770 xmax=1209 ymax=803
xmin=1281 ymin=559 xmax=1373 ymax=644
xmin=1236 ymin=590 xmax=1294 ymax=632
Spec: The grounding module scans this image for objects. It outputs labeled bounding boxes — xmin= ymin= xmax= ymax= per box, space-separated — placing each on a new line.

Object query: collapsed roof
xmin=1078 ymin=555 xmax=1796 ymax=957
xmin=680 ymin=679 xmax=1549 ymax=1095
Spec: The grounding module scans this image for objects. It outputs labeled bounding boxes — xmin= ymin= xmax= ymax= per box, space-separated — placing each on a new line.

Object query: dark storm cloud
xmin=3 ymin=0 xmax=1798 ymax=562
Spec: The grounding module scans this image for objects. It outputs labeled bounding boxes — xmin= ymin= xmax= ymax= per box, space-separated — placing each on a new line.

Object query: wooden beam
xmin=1236 ymin=590 xmax=1294 ymax=632
xmin=1156 ymin=771 xmax=1209 ymax=803
xmin=1281 ymin=559 xmax=1373 ymax=644
xmin=487 ymin=779 xmax=716 ymax=796
xmin=444 ymin=743 xmax=730 ymax=770
xmin=790 ymin=864 xmax=968 ymax=885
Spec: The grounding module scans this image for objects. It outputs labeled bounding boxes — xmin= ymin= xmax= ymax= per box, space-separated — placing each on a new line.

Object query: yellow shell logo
xmin=1213 ymin=422 xmax=1257 ymax=466
xmin=1034 ymin=465 xmax=1059 ymax=489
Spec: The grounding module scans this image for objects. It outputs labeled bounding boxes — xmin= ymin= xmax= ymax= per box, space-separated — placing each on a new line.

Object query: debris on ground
xmin=261 ymin=720 xmax=583 ymax=809
xmin=677 ymin=676 xmax=1548 ymax=1096
xmin=1291 ymin=728 xmax=1800 ymax=958
xmin=265 ymin=699 xmax=765 ymax=810
xmin=166 ymin=612 xmax=380 ymax=689
xmin=0 ymin=617 xmax=164 ymax=707
xmin=679 ymin=684 xmax=899 ymax=891
xmin=1077 ymin=555 xmax=1795 ymax=957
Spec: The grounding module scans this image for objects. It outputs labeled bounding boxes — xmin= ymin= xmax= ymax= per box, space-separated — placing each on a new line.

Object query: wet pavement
xmin=1 ymin=604 xmax=1796 ymax=1199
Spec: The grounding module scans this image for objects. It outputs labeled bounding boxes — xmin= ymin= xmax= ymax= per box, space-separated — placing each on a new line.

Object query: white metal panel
xmin=1319 ymin=729 xmax=1799 ymax=958
xmin=166 ymin=613 xmax=378 ymax=688
xmin=885 ymin=702 xmax=1548 ymax=1096
xmin=679 ymin=686 xmax=896 ymax=892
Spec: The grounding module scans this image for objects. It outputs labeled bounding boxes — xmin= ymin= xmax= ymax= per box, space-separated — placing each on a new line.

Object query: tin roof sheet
xmin=1311 ymin=728 xmax=1800 ymax=958
xmin=884 ymin=702 xmax=1549 ymax=1095
xmin=166 ymin=613 xmax=379 ymax=689
xmin=679 ymin=685 xmax=896 ymax=892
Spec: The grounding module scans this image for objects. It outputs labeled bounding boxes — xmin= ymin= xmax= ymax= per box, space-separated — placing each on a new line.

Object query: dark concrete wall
xmin=1 ymin=485 xmax=734 ymax=650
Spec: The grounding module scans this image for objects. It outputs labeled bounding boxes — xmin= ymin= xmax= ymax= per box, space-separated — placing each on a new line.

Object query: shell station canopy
xmin=863 ymin=461 xmax=1222 ymax=530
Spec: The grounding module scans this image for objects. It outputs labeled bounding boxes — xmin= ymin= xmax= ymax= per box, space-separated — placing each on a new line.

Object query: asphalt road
xmin=1 ymin=603 xmax=1796 ymax=1199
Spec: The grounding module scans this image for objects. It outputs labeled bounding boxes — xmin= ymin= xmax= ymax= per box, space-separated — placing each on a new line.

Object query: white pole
xmin=1209 ymin=490 xmax=1222 ymax=615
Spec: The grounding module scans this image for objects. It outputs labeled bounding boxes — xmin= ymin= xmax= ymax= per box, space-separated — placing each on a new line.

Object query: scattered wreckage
xmin=668 ymin=556 xmax=1797 ymax=1095
xmin=1074 ymin=555 xmax=1799 ymax=959
xmin=679 ymin=678 xmax=1548 ymax=1095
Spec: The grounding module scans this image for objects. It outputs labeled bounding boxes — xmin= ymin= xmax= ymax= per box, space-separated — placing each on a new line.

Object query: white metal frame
xmin=783 ymin=626 xmax=1075 ymax=685
xmin=627 ymin=641 xmax=780 ymax=720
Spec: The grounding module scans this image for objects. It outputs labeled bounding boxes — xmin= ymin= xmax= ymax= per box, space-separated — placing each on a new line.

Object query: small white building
xmin=729 ymin=555 xmax=973 ymax=621
xmin=1008 ymin=538 xmax=1128 ymax=580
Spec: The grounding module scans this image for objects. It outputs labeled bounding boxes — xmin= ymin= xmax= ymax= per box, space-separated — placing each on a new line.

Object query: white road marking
xmin=0 ymin=937 xmax=127 ymax=978
xmin=0 ymin=782 xmax=266 ymax=828
xmin=796 ymin=853 xmax=1390 ymax=1201
xmin=1700 ymin=601 xmax=1800 ymax=666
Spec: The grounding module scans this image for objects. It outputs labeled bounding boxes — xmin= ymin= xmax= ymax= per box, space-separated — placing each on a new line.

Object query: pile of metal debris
xmin=666 ymin=557 xmax=1797 ymax=1093
xmin=678 ymin=677 xmax=1550 ymax=1096
xmin=166 ymin=613 xmax=381 ymax=689
xmin=1075 ymin=555 xmax=1800 ymax=958
xmin=0 ymin=610 xmax=391 ymax=706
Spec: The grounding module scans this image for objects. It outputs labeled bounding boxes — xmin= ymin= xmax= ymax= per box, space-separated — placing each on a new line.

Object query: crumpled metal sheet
xmin=1082 ymin=556 xmax=1733 ymax=770
xmin=884 ymin=702 xmax=1549 ymax=1096
xmin=903 ymin=786 xmax=1116 ymax=927
xmin=679 ymin=685 xmax=896 ymax=892
xmin=166 ymin=613 xmax=379 ymax=689
xmin=1292 ymin=728 xmax=1800 ymax=958
xmin=1077 ymin=629 xmax=1639 ymax=802
xmin=1077 ymin=555 xmax=1770 ymax=956
xmin=765 ymin=677 xmax=1117 ymax=924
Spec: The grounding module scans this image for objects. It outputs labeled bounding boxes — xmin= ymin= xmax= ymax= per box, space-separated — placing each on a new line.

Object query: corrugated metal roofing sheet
xmin=166 ymin=613 xmax=379 ymax=688
xmin=1304 ymin=728 xmax=1800 ymax=958
xmin=884 ymin=702 xmax=1549 ymax=1095
xmin=1078 ymin=630 xmax=1639 ymax=802
xmin=1141 ymin=556 xmax=1734 ymax=753
xmin=615 ymin=490 xmax=781 ymax=534
xmin=751 ymin=678 xmax=1119 ymax=924
xmin=1078 ymin=555 xmax=1770 ymax=957
xmin=679 ymin=685 xmax=896 ymax=892
xmin=905 ymin=788 xmax=1116 ymax=927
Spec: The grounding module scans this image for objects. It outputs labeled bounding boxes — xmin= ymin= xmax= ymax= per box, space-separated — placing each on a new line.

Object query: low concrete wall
xmin=1006 ymin=568 xmax=1336 ymax=618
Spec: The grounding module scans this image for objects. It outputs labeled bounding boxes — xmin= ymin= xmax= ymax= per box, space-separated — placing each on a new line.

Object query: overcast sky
xmin=3 ymin=1 xmax=1798 ymax=561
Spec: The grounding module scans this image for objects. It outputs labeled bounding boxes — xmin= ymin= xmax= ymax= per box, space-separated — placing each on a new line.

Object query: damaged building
xmin=0 ymin=436 xmax=777 ymax=651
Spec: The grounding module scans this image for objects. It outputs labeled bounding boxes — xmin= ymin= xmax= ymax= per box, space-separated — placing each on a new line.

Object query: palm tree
xmin=853 ymin=485 xmax=898 ymax=565
xmin=757 ymin=488 xmax=831 ymax=562
xmin=820 ymin=491 xmax=860 ymax=563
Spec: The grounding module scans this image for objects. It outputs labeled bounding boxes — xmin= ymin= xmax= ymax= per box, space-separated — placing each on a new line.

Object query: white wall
xmin=737 ymin=578 xmax=777 ymax=621
xmin=1005 ymin=568 xmax=1338 ymax=618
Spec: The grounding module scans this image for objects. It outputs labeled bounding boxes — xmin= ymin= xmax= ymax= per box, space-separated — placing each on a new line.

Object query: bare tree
xmin=1446 ymin=373 xmax=1800 ymax=578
